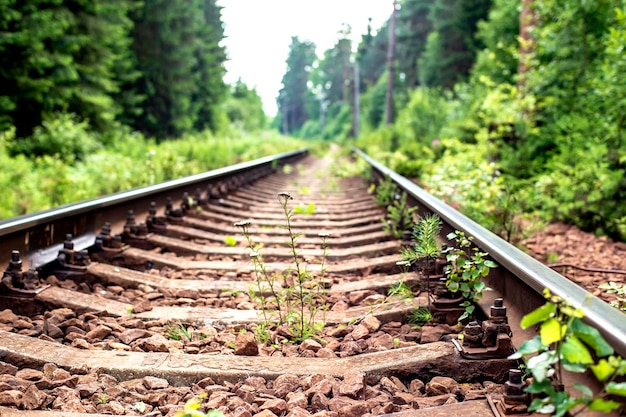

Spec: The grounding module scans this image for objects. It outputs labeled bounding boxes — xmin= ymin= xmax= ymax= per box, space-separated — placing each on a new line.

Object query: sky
xmin=219 ymin=1 xmax=393 ymax=116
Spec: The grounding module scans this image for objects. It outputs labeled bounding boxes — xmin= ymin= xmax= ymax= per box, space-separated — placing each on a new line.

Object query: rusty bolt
xmin=462 ymin=320 xmax=483 ymax=346
xmin=490 ymin=298 xmax=507 ymax=319
xmin=504 ymin=369 xmax=528 ymax=403
xmin=63 ymin=234 xmax=74 ymax=250
xmin=9 ymin=250 xmax=22 ymax=270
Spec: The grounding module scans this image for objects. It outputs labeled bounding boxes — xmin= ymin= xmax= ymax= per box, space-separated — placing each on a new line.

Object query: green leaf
xmin=509 ymin=336 xmax=543 ymax=359
xmin=529 ymin=398 xmax=554 ymax=414
xmin=559 ymin=335 xmax=593 ymax=365
xmin=527 ymin=351 xmax=557 ymax=382
xmin=525 ymin=378 xmax=553 ymax=394
xmin=562 ymin=362 xmax=587 ymax=373
xmin=571 ymin=382 xmax=593 ymax=398
xmin=521 ymin=302 xmax=556 ymax=329
xmin=588 ymin=398 xmax=622 ymax=412
xmin=591 ymin=359 xmax=615 ymax=381
xmin=570 ymin=318 xmax=613 ymax=357
xmin=540 ymin=318 xmax=563 ymax=345
xmin=606 ymin=382 xmax=626 ymax=396
xmin=484 ymin=260 xmax=497 ymax=268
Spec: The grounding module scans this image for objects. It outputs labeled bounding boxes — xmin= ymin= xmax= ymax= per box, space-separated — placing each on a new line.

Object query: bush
xmin=7 ymin=113 xmax=102 ymax=163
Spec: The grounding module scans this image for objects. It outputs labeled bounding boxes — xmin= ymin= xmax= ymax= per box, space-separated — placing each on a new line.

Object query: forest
xmin=277 ymin=0 xmax=626 ymax=242
xmin=1 ymin=0 xmax=625 ymax=244
xmin=0 ymin=0 xmax=298 ymax=218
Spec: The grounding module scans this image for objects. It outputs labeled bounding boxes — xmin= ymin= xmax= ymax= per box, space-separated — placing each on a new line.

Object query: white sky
xmin=220 ymin=1 xmax=393 ymax=116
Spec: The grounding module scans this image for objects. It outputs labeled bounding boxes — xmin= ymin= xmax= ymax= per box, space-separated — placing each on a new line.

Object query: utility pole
xmin=385 ymin=0 xmax=398 ymax=125
xmin=353 ymin=60 xmax=360 ymax=137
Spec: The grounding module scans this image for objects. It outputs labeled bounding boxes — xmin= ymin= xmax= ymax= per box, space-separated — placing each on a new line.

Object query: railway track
xmin=0 ymin=148 xmax=624 ymax=417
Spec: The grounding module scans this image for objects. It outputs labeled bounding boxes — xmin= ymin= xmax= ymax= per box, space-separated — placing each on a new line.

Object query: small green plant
xmin=134 ymin=401 xmax=146 ymax=413
xmin=294 ymin=202 xmax=316 ymax=215
xmin=254 ymin=322 xmax=272 ymax=345
xmin=175 ymin=394 xmax=224 ymax=417
xmin=297 ymin=185 xmax=311 ymax=195
xmin=374 ymin=175 xmax=398 ymax=207
xmin=444 ymin=230 xmax=497 ymax=322
xmin=401 ymin=214 xmax=444 ymax=310
xmin=224 ymin=236 xmax=237 ymax=247
xmin=510 ymin=288 xmax=626 ymax=416
xmin=598 ymin=281 xmax=626 ymax=312
xmin=126 ymin=306 xmax=133 ymax=319
xmin=97 ymin=394 xmax=108 ymax=405
xmin=165 ymin=321 xmax=193 ymax=341
xmin=235 ymin=192 xmax=329 ymax=343
xmin=387 ymin=281 xmax=414 ymax=299
xmin=547 ymin=251 xmax=559 ymax=264
xmin=409 ymin=307 xmax=433 ymax=327
xmin=383 ymin=193 xmax=418 ymax=239
xmin=393 ymin=337 xmax=400 ymax=348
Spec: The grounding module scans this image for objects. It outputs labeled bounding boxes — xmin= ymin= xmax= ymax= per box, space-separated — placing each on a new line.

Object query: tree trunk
xmin=518 ymin=0 xmax=535 ymax=93
xmin=385 ymin=0 xmax=398 ymax=126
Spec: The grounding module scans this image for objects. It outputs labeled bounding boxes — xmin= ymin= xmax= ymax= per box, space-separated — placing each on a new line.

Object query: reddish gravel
xmin=523 ymin=222 xmax=626 ymax=309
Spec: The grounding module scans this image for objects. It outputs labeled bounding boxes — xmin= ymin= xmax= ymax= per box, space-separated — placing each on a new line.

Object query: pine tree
xmin=192 ymin=0 xmax=226 ymax=133
xmin=277 ymin=37 xmax=316 ymax=135
xmin=130 ymin=0 xmax=199 ymax=138
xmin=0 ymin=0 xmax=138 ymax=137
xmin=418 ymin=0 xmax=492 ymax=89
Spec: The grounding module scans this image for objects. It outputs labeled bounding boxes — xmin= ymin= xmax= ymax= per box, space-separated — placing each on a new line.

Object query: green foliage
xmin=0 ymin=128 xmax=305 ymax=220
xmin=418 ymin=0 xmax=491 ymax=89
xmin=0 ymin=0 xmax=140 ymax=137
xmin=7 ymin=113 xmax=101 ymax=163
xmin=223 ymin=79 xmax=266 ymax=132
xmin=511 ymin=289 xmax=626 ymax=416
xmin=387 ymin=281 xmax=414 ymax=300
xmin=235 ymin=193 xmax=329 ymax=343
xmin=374 ymin=176 xmax=398 ymax=207
xmin=294 ymin=202 xmax=316 ymax=215
xmin=423 ymin=137 xmax=505 ymax=228
xmin=444 ymin=231 xmax=496 ymax=322
xmin=165 ymin=322 xmax=193 ymax=341
xmin=471 ymin=0 xmax=519 ymax=85
xmin=277 ymin=37 xmax=317 ymax=135
xmin=409 ymin=307 xmax=433 ymax=327
xmin=401 ymin=214 xmax=443 ymax=270
xmin=394 ymin=88 xmax=449 ymax=148
xmin=383 ymin=193 xmax=417 ymax=239
xmin=224 ymin=236 xmax=237 ymax=247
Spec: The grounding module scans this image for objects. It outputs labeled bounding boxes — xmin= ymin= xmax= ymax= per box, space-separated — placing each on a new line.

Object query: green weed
xmin=235 ymin=192 xmax=329 ymax=343
xmin=444 ymin=230 xmax=497 ymax=322
xmin=510 ymin=288 xmax=626 ymax=416
xmin=409 ymin=307 xmax=433 ymax=327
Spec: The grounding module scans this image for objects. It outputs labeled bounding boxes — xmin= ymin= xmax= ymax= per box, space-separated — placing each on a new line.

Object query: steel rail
xmin=0 ymin=148 xmax=308 ymax=270
xmin=354 ymin=148 xmax=626 ymax=357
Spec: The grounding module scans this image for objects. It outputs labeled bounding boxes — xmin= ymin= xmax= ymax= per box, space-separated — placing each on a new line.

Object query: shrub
xmin=7 ymin=113 xmax=101 ymax=163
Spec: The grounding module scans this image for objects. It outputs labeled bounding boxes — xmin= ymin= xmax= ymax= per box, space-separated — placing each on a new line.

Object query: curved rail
xmin=354 ymin=148 xmax=626 ymax=357
xmin=0 ymin=148 xmax=308 ymax=270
